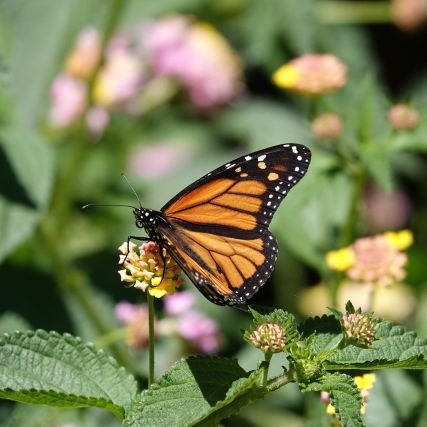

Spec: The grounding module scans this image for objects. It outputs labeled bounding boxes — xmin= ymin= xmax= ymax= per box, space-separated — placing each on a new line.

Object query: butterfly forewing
xmin=162 ymin=144 xmax=311 ymax=232
xmin=154 ymin=144 xmax=311 ymax=305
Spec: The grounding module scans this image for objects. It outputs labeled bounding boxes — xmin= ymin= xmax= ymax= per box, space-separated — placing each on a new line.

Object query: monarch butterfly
xmin=123 ymin=143 xmax=311 ymax=306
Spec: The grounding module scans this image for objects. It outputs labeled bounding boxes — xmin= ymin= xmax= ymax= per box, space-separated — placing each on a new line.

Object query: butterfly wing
xmin=158 ymin=221 xmax=278 ymax=305
xmin=160 ymin=143 xmax=311 ymax=305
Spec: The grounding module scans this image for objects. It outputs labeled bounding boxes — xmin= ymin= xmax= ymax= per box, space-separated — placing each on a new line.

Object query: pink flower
xmin=363 ymin=185 xmax=411 ymax=230
xmin=392 ymin=0 xmax=427 ymax=30
xmin=115 ymin=301 xmax=139 ymax=323
xmin=178 ymin=311 xmax=220 ymax=354
xmin=164 ymin=291 xmax=195 ymax=316
xmin=311 ymin=113 xmax=343 ymax=140
xmin=141 ymin=16 xmax=244 ymax=108
xmin=273 ymin=54 xmax=347 ymax=95
xmin=388 ymin=103 xmax=420 ymax=130
xmin=65 ymin=27 xmax=101 ymax=79
xmin=115 ymin=301 xmax=153 ymax=348
xmin=128 ymin=141 xmax=189 ymax=179
xmin=86 ymin=106 xmax=110 ymax=138
xmin=49 ymin=73 xmax=87 ymax=127
xmin=347 ymin=235 xmax=408 ymax=287
xmin=93 ymin=50 xmax=144 ymax=107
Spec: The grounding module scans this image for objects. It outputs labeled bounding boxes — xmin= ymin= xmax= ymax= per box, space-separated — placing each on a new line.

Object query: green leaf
xmin=298 ymin=315 xmax=342 ymax=356
xmin=0 ymin=125 xmax=53 ymax=262
xmin=0 ymin=0 xmax=106 ymax=125
xmin=325 ymin=322 xmax=427 ymax=370
xmin=123 ymin=356 xmax=265 ymax=427
xmin=359 ymin=139 xmax=394 ymax=191
xmin=275 ymin=163 xmax=352 ymax=270
xmin=0 ymin=330 xmax=138 ymax=419
xmin=218 ymin=98 xmax=311 ymax=150
xmin=349 ymin=75 xmax=388 ymax=144
xmin=303 ymin=372 xmax=363 ymax=427
xmin=2 ymin=404 xmax=58 ymax=427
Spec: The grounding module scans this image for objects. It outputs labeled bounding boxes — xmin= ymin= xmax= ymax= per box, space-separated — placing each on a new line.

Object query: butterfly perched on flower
xmin=126 ymin=144 xmax=311 ymax=306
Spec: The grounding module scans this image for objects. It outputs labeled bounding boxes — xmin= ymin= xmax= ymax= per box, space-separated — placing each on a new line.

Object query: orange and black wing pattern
xmin=160 ymin=143 xmax=311 ymax=305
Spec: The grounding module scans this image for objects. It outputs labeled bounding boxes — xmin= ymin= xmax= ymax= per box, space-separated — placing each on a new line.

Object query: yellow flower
xmin=354 ymin=373 xmax=376 ymax=414
xmin=384 ymin=229 xmax=413 ymax=250
xmin=118 ymin=241 xmax=183 ymax=298
xmin=354 ymin=373 xmax=376 ymax=392
xmin=325 ymin=247 xmax=355 ymax=271
xmin=322 ymin=373 xmax=376 ymax=418
xmin=272 ymin=64 xmax=300 ymax=89
xmin=93 ymin=51 xmax=143 ymax=107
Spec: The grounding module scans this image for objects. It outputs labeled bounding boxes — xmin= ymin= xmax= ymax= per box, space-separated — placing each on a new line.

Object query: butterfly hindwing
xmin=158 ymin=221 xmax=279 ymax=305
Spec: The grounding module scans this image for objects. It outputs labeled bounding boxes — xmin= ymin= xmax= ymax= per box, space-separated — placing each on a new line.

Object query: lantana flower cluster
xmin=49 ymin=16 xmax=244 ymax=136
xmin=341 ymin=303 xmax=376 ymax=347
xmin=118 ymin=241 xmax=184 ymax=298
xmin=244 ymin=309 xmax=298 ymax=355
xmin=325 ymin=230 xmax=413 ymax=288
xmin=115 ymin=291 xmax=220 ymax=354
xmin=272 ymin=54 xmax=347 ymax=96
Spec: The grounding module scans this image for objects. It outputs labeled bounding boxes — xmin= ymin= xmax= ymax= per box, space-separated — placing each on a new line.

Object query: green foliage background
xmin=1 ymin=0 xmax=427 ymax=426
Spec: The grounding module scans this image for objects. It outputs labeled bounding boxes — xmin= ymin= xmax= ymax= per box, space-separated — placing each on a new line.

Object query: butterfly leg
xmin=122 ymin=235 xmax=152 ymax=266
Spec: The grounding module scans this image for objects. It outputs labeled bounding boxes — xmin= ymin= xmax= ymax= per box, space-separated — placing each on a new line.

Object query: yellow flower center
xmin=384 ymin=229 xmax=413 ymax=250
xmin=325 ymin=247 xmax=355 ymax=271
xmin=272 ymin=64 xmax=300 ymax=89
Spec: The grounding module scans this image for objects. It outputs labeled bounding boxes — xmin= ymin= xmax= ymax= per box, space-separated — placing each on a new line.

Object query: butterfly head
xmin=133 ymin=207 xmax=164 ymax=242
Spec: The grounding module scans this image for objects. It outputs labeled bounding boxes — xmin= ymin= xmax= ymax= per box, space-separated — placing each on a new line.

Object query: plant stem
xmin=339 ymin=169 xmax=366 ymax=248
xmin=316 ymin=1 xmax=392 ymax=24
xmin=366 ymin=285 xmax=377 ymax=312
xmin=262 ymin=353 xmax=272 ymax=387
xmin=147 ymin=292 xmax=156 ymax=387
xmin=266 ymin=370 xmax=293 ymax=393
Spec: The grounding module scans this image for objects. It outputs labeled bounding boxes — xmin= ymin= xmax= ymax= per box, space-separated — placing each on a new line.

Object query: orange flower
xmin=273 ymin=54 xmax=347 ymax=95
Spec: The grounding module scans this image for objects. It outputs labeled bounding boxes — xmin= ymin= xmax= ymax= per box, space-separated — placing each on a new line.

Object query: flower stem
xmin=366 ymin=285 xmax=377 ymax=312
xmin=339 ymin=169 xmax=366 ymax=248
xmin=262 ymin=353 xmax=272 ymax=387
xmin=316 ymin=1 xmax=392 ymax=24
xmin=147 ymin=292 xmax=156 ymax=387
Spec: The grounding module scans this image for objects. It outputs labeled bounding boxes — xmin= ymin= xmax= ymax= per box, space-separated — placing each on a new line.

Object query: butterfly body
xmin=131 ymin=143 xmax=311 ymax=306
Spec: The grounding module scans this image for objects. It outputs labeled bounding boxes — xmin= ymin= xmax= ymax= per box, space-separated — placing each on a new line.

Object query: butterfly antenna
xmin=82 ymin=203 xmax=138 ymax=210
xmin=121 ymin=173 xmax=143 ymax=208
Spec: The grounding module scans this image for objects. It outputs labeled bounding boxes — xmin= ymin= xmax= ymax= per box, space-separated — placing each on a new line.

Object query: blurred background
xmin=1 ymin=0 xmax=427 ymax=426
